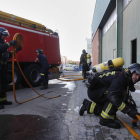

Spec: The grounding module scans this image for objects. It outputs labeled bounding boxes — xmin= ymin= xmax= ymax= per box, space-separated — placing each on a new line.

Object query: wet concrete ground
xmin=1 ymin=71 xmax=140 ymax=140
xmin=0 ymin=115 xmax=64 ymax=140
xmin=0 ymin=72 xmax=79 ymax=140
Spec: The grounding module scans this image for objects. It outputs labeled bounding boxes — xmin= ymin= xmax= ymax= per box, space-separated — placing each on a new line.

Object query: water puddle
xmin=61 ymin=81 xmax=76 ymax=92
xmin=0 ymin=114 xmax=63 ymax=140
xmin=74 ymin=106 xmax=80 ymax=113
xmin=49 ymin=79 xmax=76 ymax=93
xmin=62 ymin=103 xmax=67 ymax=106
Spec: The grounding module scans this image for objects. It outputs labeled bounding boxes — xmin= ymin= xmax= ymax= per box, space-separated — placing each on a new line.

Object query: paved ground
xmin=62 ymin=72 xmax=140 ymax=140
xmin=0 ymin=78 xmax=75 ymax=140
xmin=1 ymin=71 xmax=140 ymax=140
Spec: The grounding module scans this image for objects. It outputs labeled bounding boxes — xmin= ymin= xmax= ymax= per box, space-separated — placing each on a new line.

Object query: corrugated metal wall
xmin=91 ymin=0 xmax=110 ymax=39
xmin=123 ymin=0 xmax=140 ymax=67
xmin=91 ymin=0 xmax=140 ymax=67
xmin=102 ymin=22 xmax=117 ymax=62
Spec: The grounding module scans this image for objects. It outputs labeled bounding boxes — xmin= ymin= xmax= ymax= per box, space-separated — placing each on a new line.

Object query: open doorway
xmin=131 ymin=39 xmax=137 ymax=64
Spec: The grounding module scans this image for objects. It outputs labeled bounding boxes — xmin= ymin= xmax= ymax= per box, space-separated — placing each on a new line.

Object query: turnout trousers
xmin=0 ymin=64 xmax=8 ymax=104
xmin=82 ymin=63 xmax=89 ymax=81
xmin=87 ymin=87 xmax=127 ymax=120
xmin=40 ymin=66 xmax=49 ymax=87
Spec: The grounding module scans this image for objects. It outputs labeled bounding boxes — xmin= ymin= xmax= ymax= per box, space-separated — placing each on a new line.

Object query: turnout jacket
xmin=93 ymin=70 xmax=134 ymax=114
xmin=80 ymin=52 xmax=87 ymax=65
xmin=0 ymin=40 xmax=12 ymax=62
xmin=37 ymin=54 xmax=49 ymax=68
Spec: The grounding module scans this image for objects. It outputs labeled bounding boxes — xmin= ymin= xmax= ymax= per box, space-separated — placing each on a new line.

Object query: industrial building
xmin=91 ymin=0 xmax=139 ymax=68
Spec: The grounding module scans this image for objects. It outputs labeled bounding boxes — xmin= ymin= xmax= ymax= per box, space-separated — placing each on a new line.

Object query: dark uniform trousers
xmin=87 ymin=87 xmax=127 ymax=119
xmin=82 ymin=63 xmax=89 ymax=81
xmin=80 ymin=53 xmax=89 ymax=81
xmin=40 ymin=66 xmax=48 ymax=87
xmin=0 ymin=63 xmax=8 ymax=104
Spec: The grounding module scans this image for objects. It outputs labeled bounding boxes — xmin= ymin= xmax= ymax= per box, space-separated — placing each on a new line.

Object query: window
xmin=131 ymin=39 xmax=137 ymax=63
xmin=102 ymin=7 xmax=117 ymax=36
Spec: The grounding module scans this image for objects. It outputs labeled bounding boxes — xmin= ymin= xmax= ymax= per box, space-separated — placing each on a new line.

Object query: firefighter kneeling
xmin=79 ymin=63 xmax=140 ymax=129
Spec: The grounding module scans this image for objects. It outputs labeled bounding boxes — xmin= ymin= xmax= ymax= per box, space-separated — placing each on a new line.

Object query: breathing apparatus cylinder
xmin=92 ymin=57 xmax=124 ymax=73
xmin=87 ymin=53 xmax=91 ymax=64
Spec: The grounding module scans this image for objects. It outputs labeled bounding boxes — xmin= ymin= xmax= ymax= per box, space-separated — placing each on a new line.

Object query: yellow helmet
xmin=87 ymin=54 xmax=91 ymax=58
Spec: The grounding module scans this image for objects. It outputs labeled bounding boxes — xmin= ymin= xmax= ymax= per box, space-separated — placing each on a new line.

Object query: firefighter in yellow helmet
xmin=79 ymin=63 xmax=140 ymax=129
xmin=79 ymin=49 xmax=89 ymax=82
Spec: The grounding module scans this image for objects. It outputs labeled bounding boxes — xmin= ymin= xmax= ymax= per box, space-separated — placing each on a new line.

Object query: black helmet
xmin=36 ymin=49 xmax=43 ymax=54
xmin=82 ymin=49 xmax=86 ymax=54
xmin=128 ymin=63 xmax=140 ymax=75
xmin=0 ymin=27 xmax=10 ymax=37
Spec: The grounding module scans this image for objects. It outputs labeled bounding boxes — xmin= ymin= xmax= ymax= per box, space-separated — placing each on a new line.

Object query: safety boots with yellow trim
xmin=40 ymin=85 xmax=48 ymax=90
xmin=99 ymin=117 xmax=121 ymax=129
xmin=79 ymin=99 xmax=91 ymax=116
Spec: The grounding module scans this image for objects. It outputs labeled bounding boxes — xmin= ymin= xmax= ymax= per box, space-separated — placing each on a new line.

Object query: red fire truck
xmin=0 ymin=11 xmax=61 ymax=90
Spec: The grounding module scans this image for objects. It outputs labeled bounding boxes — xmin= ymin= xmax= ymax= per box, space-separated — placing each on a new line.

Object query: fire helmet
xmin=0 ymin=27 xmax=10 ymax=38
xmin=36 ymin=49 xmax=43 ymax=54
xmin=82 ymin=49 xmax=86 ymax=54
xmin=128 ymin=63 xmax=140 ymax=75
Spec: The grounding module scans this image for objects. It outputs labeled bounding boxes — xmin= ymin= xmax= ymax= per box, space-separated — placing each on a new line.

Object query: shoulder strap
xmin=123 ymin=68 xmax=132 ymax=95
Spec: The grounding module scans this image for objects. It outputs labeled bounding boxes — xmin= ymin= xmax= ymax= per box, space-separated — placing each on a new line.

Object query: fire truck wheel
xmin=7 ymin=64 xmax=21 ymax=90
xmin=20 ymin=64 xmax=41 ymax=87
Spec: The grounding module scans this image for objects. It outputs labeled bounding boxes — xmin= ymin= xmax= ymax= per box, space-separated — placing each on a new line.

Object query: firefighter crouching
xmin=79 ymin=49 xmax=89 ymax=82
xmin=0 ymin=27 xmax=18 ymax=109
xmin=35 ymin=49 xmax=49 ymax=90
xmin=79 ymin=63 xmax=140 ymax=129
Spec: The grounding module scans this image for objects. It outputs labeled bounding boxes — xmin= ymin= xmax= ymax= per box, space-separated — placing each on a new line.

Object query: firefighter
xmin=0 ymin=27 xmax=17 ymax=109
xmin=79 ymin=63 xmax=140 ymax=129
xmin=79 ymin=49 xmax=89 ymax=82
xmin=35 ymin=49 xmax=49 ymax=89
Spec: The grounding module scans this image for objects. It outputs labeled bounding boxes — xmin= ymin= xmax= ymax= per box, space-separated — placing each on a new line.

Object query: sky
xmin=0 ymin=0 xmax=96 ymax=61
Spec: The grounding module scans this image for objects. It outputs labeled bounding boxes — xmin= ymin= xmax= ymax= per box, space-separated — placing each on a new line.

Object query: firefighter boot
xmin=82 ymin=79 xmax=87 ymax=82
xmin=0 ymin=105 xmax=4 ymax=109
xmin=79 ymin=99 xmax=91 ymax=116
xmin=0 ymin=101 xmax=12 ymax=105
xmin=40 ymin=85 xmax=48 ymax=90
xmin=99 ymin=117 xmax=121 ymax=129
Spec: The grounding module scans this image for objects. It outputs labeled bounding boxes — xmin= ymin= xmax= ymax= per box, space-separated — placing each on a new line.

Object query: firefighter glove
xmin=16 ymin=46 xmax=22 ymax=53
xmin=9 ymin=40 xmax=17 ymax=46
xmin=127 ymin=108 xmax=140 ymax=119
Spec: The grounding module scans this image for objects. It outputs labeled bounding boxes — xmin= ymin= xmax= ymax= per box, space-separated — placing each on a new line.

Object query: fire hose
xmin=58 ymin=75 xmax=83 ymax=81
xmin=116 ymin=114 xmax=140 ymax=140
xmin=12 ymin=33 xmax=60 ymax=104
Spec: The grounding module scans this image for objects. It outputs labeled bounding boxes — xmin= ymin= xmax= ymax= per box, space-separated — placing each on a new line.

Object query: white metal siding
xmin=102 ymin=21 xmax=117 ymax=62
xmin=123 ymin=0 xmax=140 ymax=67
